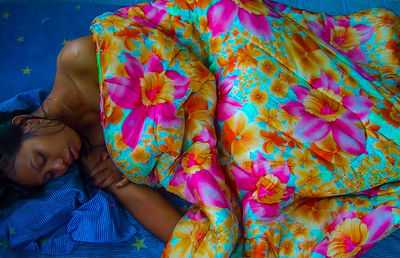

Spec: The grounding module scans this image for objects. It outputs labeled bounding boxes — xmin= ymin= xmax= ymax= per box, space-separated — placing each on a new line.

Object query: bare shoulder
xmin=57 ymin=35 xmax=98 ymax=81
xmin=50 ymin=35 xmax=101 ymax=115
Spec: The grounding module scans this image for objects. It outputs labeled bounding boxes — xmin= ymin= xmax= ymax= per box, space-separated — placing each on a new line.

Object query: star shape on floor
xmin=132 ymin=237 xmax=147 ymax=251
xmin=2 ymin=13 xmax=9 ymax=19
xmin=62 ymin=39 xmax=70 ymax=46
xmin=0 ymin=241 xmax=8 ymax=250
xmin=17 ymin=37 xmax=24 ymax=42
xmin=9 ymin=227 xmax=15 ymax=235
xmin=22 ymin=67 xmax=31 ymax=75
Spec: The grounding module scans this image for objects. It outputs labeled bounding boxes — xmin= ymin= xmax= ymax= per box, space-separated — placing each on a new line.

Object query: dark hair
xmin=0 ymin=107 xmax=65 ymax=209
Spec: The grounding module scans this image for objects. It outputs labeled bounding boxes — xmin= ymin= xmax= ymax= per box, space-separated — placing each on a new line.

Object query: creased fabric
xmin=91 ymin=1 xmax=400 ymax=256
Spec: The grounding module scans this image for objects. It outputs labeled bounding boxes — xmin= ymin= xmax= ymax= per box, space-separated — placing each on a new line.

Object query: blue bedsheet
xmin=1 ymin=0 xmax=400 ymax=257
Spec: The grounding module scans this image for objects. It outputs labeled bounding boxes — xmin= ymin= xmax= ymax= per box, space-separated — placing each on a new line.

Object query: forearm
xmin=109 ymin=183 xmax=181 ymax=242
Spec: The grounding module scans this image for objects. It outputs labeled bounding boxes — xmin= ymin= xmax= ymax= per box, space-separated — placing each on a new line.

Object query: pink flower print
xmin=215 ymin=70 xmax=243 ymax=121
xmin=231 ymin=152 xmax=294 ymax=220
xmin=106 ymin=52 xmax=189 ymax=149
xmin=207 ymin=0 xmax=286 ymax=40
xmin=307 ymin=16 xmax=374 ymax=64
xmin=314 ymin=206 xmax=394 ymax=257
xmin=118 ymin=1 xmax=168 ymax=27
xmin=170 ymin=141 xmax=230 ymax=209
xmin=281 ymin=74 xmax=374 ymax=155
xmin=170 ymin=163 xmax=231 ymax=209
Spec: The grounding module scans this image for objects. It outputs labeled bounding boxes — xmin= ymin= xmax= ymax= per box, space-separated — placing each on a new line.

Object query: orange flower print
xmin=170 ymin=219 xmax=210 ymax=257
xmin=290 ymin=223 xmax=310 ymax=239
xmin=294 ymin=166 xmax=322 ymax=189
xmin=373 ymin=134 xmax=400 ymax=157
xmin=264 ymin=228 xmax=280 ymax=256
xmin=174 ymin=0 xmax=211 ymax=10
xmin=269 ymin=79 xmax=288 ymax=98
xmin=114 ymin=27 xmax=143 ymax=51
xmin=129 ymin=146 xmax=151 ymax=164
xmin=291 ymin=148 xmax=315 ymax=169
xmin=97 ymin=32 xmax=121 ymax=66
xmin=380 ymin=98 xmax=400 ymax=128
xmin=260 ymin=59 xmax=278 ymax=76
xmin=100 ymin=15 xmax=129 ymax=30
xmin=280 ymin=238 xmax=295 ymax=256
xmin=221 ymin=112 xmax=259 ymax=161
xmin=249 ymin=87 xmax=268 ymax=105
xmin=309 ymin=134 xmax=355 ymax=166
xmin=210 ymin=37 xmax=224 ymax=56
xmin=101 ymin=96 xmax=124 ymax=127
xmin=292 ymin=198 xmax=337 ymax=224
xmin=299 ymin=181 xmax=338 ymax=197
xmin=256 ymin=107 xmax=284 ymax=131
xmin=259 ymin=130 xmax=286 ymax=154
xmin=283 ymin=33 xmax=330 ymax=77
xmin=237 ymin=43 xmax=263 ymax=70
xmin=217 ymin=49 xmax=238 ymax=76
xmin=298 ymin=238 xmax=316 ymax=255
xmin=364 ymin=120 xmax=381 ymax=139
xmin=278 ymin=71 xmax=298 ymax=85
xmin=184 ymin=94 xmax=211 ymax=137
xmin=159 ymin=135 xmax=181 ymax=156
xmin=246 ymin=238 xmax=267 ymax=257
xmin=113 ymin=133 xmax=128 ymax=151
xmin=367 ymin=9 xmax=400 ymax=39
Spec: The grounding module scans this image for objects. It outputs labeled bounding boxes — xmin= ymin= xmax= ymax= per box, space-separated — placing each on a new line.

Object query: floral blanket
xmin=90 ymin=0 xmax=400 ymax=257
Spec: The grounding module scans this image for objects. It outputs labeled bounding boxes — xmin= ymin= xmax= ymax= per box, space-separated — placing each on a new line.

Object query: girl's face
xmin=9 ymin=120 xmax=82 ymax=187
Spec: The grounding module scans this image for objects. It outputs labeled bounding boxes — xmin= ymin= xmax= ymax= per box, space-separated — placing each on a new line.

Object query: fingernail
xmin=98 ymin=186 xmax=103 ymax=190
xmin=116 ymin=184 xmax=121 ymax=189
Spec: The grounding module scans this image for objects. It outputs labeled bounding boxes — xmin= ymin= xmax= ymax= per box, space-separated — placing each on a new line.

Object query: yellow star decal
xmin=132 ymin=237 xmax=147 ymax=251
xmin=17 ymin=37 xmax=24 ymax=42
xmin=22 ymin=67 xmax=31 ymax=75
xmin=2 ymin=13 xmax=9 ymax=19
xmin=62 ymin=39 xmax=70 ymax=46
xmin=75 ymin=5 xmax=81 ymax=9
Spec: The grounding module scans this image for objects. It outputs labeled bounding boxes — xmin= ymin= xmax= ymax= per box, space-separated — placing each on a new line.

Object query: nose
xmin=46 ymin=158 xmax=68 ymax=176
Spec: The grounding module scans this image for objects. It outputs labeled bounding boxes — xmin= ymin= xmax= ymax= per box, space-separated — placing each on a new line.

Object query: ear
xmin=11 ymin=115 xmax=41 ymax=133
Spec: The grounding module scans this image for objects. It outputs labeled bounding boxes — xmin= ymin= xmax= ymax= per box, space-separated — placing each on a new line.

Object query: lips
xmin=69 ymin=146 xmax=79 ymax=160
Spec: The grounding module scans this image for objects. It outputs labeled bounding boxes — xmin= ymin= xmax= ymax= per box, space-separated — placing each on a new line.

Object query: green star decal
xmin=40 ymin=238 xmax=49 ymax=244
xmin=17 ymin=37 xmax=24 ymax=42
xmin=9 ymin=227 xmax=15 ymax=235
xmin=132 ymin=237 xmax=147 ymax=251
xmin=0 ymin=241 xmax=8 ymax=250
xmin=62 ymin=39 xmax=70 ymax=46
xmin=2 ymin=13 xmax=9 ymax=19
xmin=22 ymin=67 xmax=31 ymax=74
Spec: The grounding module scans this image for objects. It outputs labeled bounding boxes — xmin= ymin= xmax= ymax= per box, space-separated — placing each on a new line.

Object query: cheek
xmin=11 ymin=159 xmax=41 ymax=186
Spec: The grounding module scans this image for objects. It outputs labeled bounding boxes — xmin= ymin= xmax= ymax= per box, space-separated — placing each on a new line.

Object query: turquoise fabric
xmin=1 ymin=0 xmax=400 ymax=257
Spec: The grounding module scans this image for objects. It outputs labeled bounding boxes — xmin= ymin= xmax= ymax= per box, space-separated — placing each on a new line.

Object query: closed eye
xmin=37 ymin=152 xmax=46 ymax=168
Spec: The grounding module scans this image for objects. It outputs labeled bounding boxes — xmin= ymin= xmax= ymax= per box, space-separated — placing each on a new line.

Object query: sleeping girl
xmin=1 ymin=0 xmax=400 ymax=256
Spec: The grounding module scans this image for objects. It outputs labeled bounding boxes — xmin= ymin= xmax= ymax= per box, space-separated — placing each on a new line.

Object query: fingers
xmin=89 ymin=156 xmax=128 ymax=190
xmin=98 ymin=171 xmax=123 ymax=190
xmin=116 ymin=177 xmax=130 ymax=189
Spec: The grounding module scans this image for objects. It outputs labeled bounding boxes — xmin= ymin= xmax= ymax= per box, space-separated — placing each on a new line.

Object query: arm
xmin=108 ymin=183 xmax=181 ymax=243
xmin=80 ymin=147 xmax=181 ymax=242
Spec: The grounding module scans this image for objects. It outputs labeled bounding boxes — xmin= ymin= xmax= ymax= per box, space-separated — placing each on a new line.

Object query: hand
xmin=89 ymin=152 xmax=130 ymax=190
